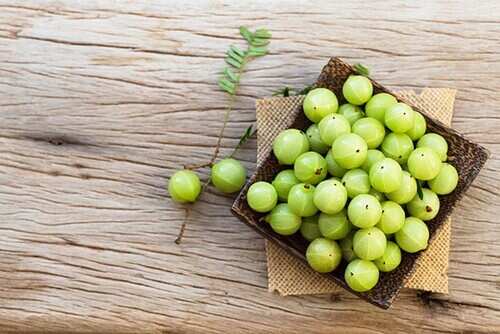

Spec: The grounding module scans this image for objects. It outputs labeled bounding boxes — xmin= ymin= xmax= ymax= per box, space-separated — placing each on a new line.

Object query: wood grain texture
xmin=0 ymin=0 xmax=499 ymax=333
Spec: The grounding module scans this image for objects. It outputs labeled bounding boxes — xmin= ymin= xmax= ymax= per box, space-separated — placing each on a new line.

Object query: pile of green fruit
xmin=246 ymin=75 xmax=459 ymax=292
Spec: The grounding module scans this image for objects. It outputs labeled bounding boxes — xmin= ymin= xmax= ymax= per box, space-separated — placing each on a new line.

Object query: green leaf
xmin=417 ymin=180 xmax=424 ymax=200
xmin=247 ymin=46 xmax=268 ymax=57
xmin=353 ymin=63 xmax=370 ymax=76
xmin=250 ymin=38 xmax=270 ymax=47
xmin=225 ymin=57 xmax=242 ymax=68
xmin=231 ymin=124 xmax=256 ymax=157
xmin=224 ymin=68 xmax=239 ymax=83
xmin=254 ymin=28 xmax=271 ymax=39
xmin=218 ymin=78 xmax=235 ymax=95
xmin=230 ymin=45 xmax=246 ymax=58
xmin=228 ymin=49 xmax=245 ymax=62
xmin=272 ymin=86 xmax=293 ymax=97
xmin=239 ymin=26 xmax=253 ymax=43
xmin=298 ymin=85 xmax=314 ymax=95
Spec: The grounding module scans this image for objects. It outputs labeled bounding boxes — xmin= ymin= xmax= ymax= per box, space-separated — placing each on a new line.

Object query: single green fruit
xmin=384 ymin=102 xmax=415 ymax=133
xmin=211 ymin=158 xmax=247 ymax=193
xmin=428 ymin=163 xmax=459 ymax=195
xmin=247 ymin=181 xmax=278 ymax=213
xmin=395 ymin=217 xmax=429 ymax=253
xmin=268 ymin=203 xmax=302 ymax=236
xmin=344 ymin=259 xmax=380 ymax=292
xmin=376 ymin=201 xmax=405 ymax=234
xmin=272 ymin=169 xmax=300 ymax=202
xmin=407 ymin=188 xmax=440 ymax=221
xmin=353 ymin=227 xmax=387 ymax=260
xmin=303 ymin=88 xmax=339 ymax=123
xmin=318 ymin=210 xmax=352 ymax=240
xmin=168 ymin=170 xmax=202 ymax=203
xmin=306 ymin=238 xmax=342 ymax=273
xmin=294 ymin=151 xmax=328 ymax=185
xmin=272 ymin=129 xmax=310 ymax=165
xmin=342 ymin=75 xmax=373 ymax=105
xmin=313 ymin=179 xmax=347 ymax=214
xmin=374 ymin=241 xmax=402 ymax=272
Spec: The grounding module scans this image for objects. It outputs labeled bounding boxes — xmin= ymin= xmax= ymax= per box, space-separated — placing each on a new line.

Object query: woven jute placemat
xmin=256 ymin=88 xmax=456 ymax=295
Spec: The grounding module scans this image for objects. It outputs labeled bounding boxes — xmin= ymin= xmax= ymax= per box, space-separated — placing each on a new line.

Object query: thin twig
xmin=174 ymin=206 xmax=190 ymax=244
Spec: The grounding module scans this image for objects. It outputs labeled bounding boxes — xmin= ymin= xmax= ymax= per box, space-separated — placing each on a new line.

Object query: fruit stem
xmin=174 ymin=206 xmax=191 ymax=244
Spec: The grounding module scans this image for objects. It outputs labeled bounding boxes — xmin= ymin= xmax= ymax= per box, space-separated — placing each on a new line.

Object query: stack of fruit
xmin=246 ymin=75 xmax=458 ymax=292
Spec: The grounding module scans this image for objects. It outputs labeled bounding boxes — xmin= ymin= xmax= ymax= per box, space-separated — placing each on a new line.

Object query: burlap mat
xmin=256 ymin=88 xmax=457 ymax=295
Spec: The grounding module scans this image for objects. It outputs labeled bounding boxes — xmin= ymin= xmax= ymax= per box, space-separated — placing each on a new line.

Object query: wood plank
xmin=0 ymin=1 xmax=499 ymax=332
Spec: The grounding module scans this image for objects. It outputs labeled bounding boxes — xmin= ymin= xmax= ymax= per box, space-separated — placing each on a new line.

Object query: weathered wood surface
xmin=0 ymin=1 xmax=499 ymax=333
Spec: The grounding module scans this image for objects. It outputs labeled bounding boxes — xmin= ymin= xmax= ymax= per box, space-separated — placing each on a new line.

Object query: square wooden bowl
xmin=231 ymin=57 xmax=489 ymax=309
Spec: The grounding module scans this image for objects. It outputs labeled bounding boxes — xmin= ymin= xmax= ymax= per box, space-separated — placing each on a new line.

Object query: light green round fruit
xmin=318 ymin=210 xmax=352 ymax=240
xmin=341 ymin=169 xmax=370 ymax=198
xmin=417 ymin=133 xmax=448 ymax=161
xmin=313 ymin=179 xmax=347 ymax=214
xmin=338 ymin=103 xmax=365 ymax=125
xmin=272 ymin=169 xmax=300 ymax=202
xmin=407 ymin=147 xmax=442 ymax=180
xmin=353 ymin=227 xmax=387 ymax=260
xmin=386 ymin=171 xmax=417 ymax=204
xmin=325 ymin=149 xmax=347 ymax=177
xmin=406 ymin=112 xmax=427 ymax=141
xmin=407 ymin=188 xmax=440 ymax=221
xmin=347 ymin=194 xmax=382 ymax=228
xmin=247 ymin=181 xmax=278 ymax=213
xmin=288 ymin=183 xmax=318 ymax=217
xmin=306 ymin=238 xmax=342 ymax=273
xmin=318 ymin=113 xmax=351 ymax=146
xmin=369 ymin=158 xmax=403 ymax=193
xmin=428 ymin=163 xmax=459 ymax=195
xmin=365 ymin=93 xmax=397 ymax=123
xmin=385 ymin=102 xmax=415 ymax=133
xmin=306 ymin=124 xmax=330 ymax=154
xmin=294 ymin=151 xmax=328 ymax=185
xmin=168 ymin=170 xmax=202 ymax=203
xmin=361 ymin=149 xmax=385 ymax=173
xmin=374 ymin=241 xmax=402 ymax=272
xmin=331 ymin=133 xmax=368 ymax=169
xmin=352 ymin=117 xmax=385 ymax=149
xmin=272 ymin=129 xmax=310 ymax=165
xmin=211 ymin=158 xmax=247 ymax=194
xmin=300 ymin=215 xmax=322 ymax=242
xmin=381 ymin=132 xmax=414 ymax=164
xmin=395 ymin=217 xmax=429 ymax=253
xmin=268 ymin=203 xmax=302 ymax=236
xmin=345 ymin=259 xmax=380 ymax=292
xmin=376 ymin=201 xmax=405 ymax=234
xmin=339 ymin=230 xmax=358 ymax=262
xmin=342 ymin=75 xmax=373 ymax=105
xmin=303 ymin=88 xmax=339 ymax=123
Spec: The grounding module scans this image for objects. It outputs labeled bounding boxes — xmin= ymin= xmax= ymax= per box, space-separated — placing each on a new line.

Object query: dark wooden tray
xmin=231 ymin=57 xmax=489 ymax=309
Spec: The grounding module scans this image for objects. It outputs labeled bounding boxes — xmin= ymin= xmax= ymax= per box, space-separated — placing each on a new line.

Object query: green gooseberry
xmin=395 ymin=217 xmax=429 ymax=253
xmin=211 ymin=158 xmax=247 ymax=194
xmin=247 ymin=181 xmax=278 ymax=213
xmin=306 ymin=238 xmax=342 ymax=273
xmin=168 ymin=170 xmax=202 ymax=203
xmin=268 ymin=203 xmax=302 ymax=236
xmin=342 ymin=75 xmax=373 ymax=105
xmin=303 ymin=88 xmax=339 ymax=123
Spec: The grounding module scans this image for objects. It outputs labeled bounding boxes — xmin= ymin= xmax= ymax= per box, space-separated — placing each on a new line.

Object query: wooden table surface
xmin=1 ymin=1 xmax=499 ymax=333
